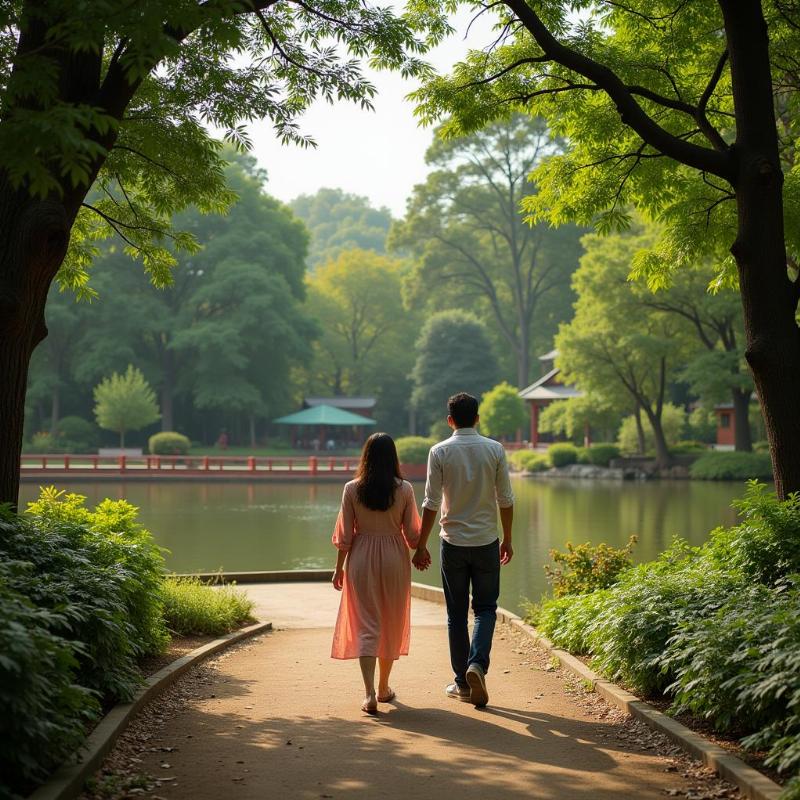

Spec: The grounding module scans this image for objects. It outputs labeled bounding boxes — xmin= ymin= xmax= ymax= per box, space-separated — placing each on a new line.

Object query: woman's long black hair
xmin=354 ymin=432 xmax=403 ymax=511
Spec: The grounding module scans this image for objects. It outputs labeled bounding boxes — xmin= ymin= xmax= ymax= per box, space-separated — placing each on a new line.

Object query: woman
xmin=331 ymin=432 xmax=421 ymax=714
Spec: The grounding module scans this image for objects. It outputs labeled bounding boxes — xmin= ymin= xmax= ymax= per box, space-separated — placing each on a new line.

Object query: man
xmin=413 ymin=392 xmax=514 ymax=708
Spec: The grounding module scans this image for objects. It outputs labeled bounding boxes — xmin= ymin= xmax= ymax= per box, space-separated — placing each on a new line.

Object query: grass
xmin=162 ymin=577 xmax=255 ymax=636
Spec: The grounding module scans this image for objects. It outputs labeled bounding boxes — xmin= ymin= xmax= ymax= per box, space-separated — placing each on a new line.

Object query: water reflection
xmin=18 ymin=477 xmax=743 ymax=613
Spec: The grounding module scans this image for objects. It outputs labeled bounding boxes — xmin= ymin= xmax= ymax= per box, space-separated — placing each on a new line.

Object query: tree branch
xmin=501 ymin=0 xmax=734 ymax=180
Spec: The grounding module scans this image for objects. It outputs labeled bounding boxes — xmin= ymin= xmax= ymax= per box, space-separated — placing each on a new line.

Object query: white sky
xmin=244 ymin=11 xmax=496 ymax=217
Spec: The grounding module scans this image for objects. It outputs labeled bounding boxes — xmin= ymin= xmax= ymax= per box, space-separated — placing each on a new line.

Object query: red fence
xmin=20 ymin=453 xmax=356 ymax=477
xmin=19 ymin=454 xmax=429 ymax=481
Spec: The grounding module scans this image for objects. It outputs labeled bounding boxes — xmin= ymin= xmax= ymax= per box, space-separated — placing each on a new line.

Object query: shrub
xmin=429 ymin=419 xmax=452 ymax=441
xmin=586 ymin=443 xmax=620 ymax=466
xmin=753 ymin=440 xmax=770 ymax=453
xmin=0 ymin=562 xmax=100 ymax=796
xmin=509 ymin=450 xmax=550 ymax=472
xmin=26 ymin=487 xmax=169 ymax=668
xmin=544 ymin=536 xmax=636 ymax=597
xmin=548 ymin=443 xmax=579 ymax=467
xmin=55 ymin=416 xmax=99 ymax=452
xmin=149 ymin=431 xmax=191 ymax=455
xmin=162 ymin=577 xmax=255 ymax=636
xmin=395 ymin=436 xmax=436 ymax=465
xmin=690 ymin=451 xmax=773 ymax=481
xmin=26 ymin=430 xmax=61 ymax=453
xmin=529 ymin=483 xmax=800 ymax=789
xmin=669 ymin=439 xmax=707 ymax=455
xmin=576 ymin=446 xmax=591 ymax=464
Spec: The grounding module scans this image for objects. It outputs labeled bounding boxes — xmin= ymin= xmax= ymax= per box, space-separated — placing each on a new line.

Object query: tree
xmin=0 ymin=1 xmax=443 ymax=503
xmin=642 ymin=265 xmax=754 ymax=451
xmin=539 ymin=394 xmax=623 ymax=445
xmin=304 ymin=248 xmax=417 ymax=397
xmin=290 ymin=188 xmax=393 ymax=268
xmin=392 ymin=115 xmax=583 ymax=387
xmin=94 ymin=365 xmax=160 ymax=447
xmin=555 ymin=226 xmax=691 ymax=467
xmin=478 ymin=382 xmax=527 ymax=439
xmin=411 ymin=0 xmax=800 ymax=496
xmin=411 ymin=310 xmax=499 ymax=432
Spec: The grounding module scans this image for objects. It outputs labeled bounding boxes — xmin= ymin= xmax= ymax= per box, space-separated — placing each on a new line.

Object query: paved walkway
xmin=117 ymin=584 xmax=727 ymax=800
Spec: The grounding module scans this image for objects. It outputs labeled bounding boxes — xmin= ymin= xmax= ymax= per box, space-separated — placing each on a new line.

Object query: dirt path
xmin=83 ymin=584 xmax=739 ymax=800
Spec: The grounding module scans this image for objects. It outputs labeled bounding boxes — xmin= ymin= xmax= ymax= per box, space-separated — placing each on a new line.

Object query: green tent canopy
xmin=273 ymin=404 xmax=376 ymax=427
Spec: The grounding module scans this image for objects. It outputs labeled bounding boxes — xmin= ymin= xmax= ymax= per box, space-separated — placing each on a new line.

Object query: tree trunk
xmin=634 ymin=403 xmax=647 ymax=455
xmin=721 ymin=0 xmax=800 ymax=497
xmin=732 ymin=387 xmax=753 ymax=452
xmin=161 ymin=347 xmax=174 ymax=431
xmin=50 ymin=382 xmax=60 ymax=433
xmin=517 ymin=336 xmax=530 ymax=389
xmin=0 ymin=188 xmax=70 ymax=507
xmin=120 ymin=429 xmax=125 ymax=448
xmin=643 ymin=407 xmax=672 ymax=469
xmin=249 ymin=414 xmax=256 ymax=449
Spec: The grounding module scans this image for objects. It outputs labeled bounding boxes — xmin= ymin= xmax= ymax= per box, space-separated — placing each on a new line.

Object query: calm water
xmin=19 ymin=478 xmax=743 ymax=613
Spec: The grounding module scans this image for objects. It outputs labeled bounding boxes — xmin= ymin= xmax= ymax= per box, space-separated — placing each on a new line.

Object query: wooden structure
xmin=273 ymin=403 xmax=376 ymax=450
xmin=304 ymin=396 xmax=376 ymax=418
xmin=518 ymin=350 xmax=584 ymax=448
xmin=713 ymin=403 xmax=736 ymax=448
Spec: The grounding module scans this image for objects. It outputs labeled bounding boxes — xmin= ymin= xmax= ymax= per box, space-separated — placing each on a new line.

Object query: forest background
xmin=25 ymin=114 xmax=757 ymax=454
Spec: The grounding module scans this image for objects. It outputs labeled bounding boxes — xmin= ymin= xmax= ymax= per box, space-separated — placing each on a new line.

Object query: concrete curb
xmin=28 ymin=621 xmax=272 ymax=800
xmin=408 ymin=584 xmax=783 ymax=800
xmin=172 ymin=569 xmax=334 ymax=584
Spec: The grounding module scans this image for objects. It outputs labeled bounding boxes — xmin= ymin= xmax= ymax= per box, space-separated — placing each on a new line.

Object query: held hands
xmin=500 ymin=539 xmax=514 ymax=566
xmin=412 ymin=546 xmax=431 ymax=571
xmin=332 ymin=567 xmax=344 ymax=591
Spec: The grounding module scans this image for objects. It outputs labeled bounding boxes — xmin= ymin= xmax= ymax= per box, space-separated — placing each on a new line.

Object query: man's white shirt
xmin=422 ymin=427 xmax=514 ymax=547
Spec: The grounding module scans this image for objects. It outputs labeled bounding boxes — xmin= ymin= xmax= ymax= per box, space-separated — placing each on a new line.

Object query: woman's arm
xmin=333 ymin=549 xmax=347 ymax=591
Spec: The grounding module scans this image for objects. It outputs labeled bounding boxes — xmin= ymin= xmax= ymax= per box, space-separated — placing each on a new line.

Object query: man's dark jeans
xmin=440 ymin=538 xmax=500 ymax=688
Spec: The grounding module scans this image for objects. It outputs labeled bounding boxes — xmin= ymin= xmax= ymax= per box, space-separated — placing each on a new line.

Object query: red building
xmin=518 ymin=350 xmax=584 ymax=448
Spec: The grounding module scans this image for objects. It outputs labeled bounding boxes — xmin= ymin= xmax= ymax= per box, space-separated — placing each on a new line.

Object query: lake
xmin=18 ymin=477 xmax=744 ymax=613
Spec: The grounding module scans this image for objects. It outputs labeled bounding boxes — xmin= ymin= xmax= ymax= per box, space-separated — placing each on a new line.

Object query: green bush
xmin=753 ymin=440 xmax=770 ymax=452
xmin=55 ymin=416 xmax=99 ymax=452
xmin=576 ymin=446 xmax=591 ymax=464
xmin=26 ymin=430 xmax=62 ymax=453
xmin=544 ymin=536 xmax=636 ymax=597
xmin=690 ymin=451 xmax=773 ymax=480
xmin=0 ymin=562 xmax=100 ymax=796
xmin=530 ymin=482 xmax=800 ymax=788
xmin=586 ymin=443 xmax=620 ymax=466
xmin=395 ymin=436 xmax=436 ymax=464
xmin=162 ymin=577 xmax=255 ymax=636
xmin=669 ymin=439 xmax=708 ymax=455
xmin=509 ymin=450 xmax=550 ymax=472
xmin=548 ymin=443 xmax=579 ymax=467
xmin=25 ymin=488 xmax=169 ymax=674
xmin=148 ymin=431 xmax=191 ymax=455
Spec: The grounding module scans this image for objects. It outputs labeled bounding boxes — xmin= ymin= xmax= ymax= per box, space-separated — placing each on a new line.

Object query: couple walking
xmin=331 ymin=392 xmax=515 ymax=713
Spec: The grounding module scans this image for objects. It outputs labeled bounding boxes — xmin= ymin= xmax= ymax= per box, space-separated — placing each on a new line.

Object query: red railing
xmin=19 ymin=453 xmax=359 ymax=476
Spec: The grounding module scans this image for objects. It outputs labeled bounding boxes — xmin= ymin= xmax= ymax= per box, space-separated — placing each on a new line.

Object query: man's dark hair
xmin=448 ymin=392 xmax=479 ymax=428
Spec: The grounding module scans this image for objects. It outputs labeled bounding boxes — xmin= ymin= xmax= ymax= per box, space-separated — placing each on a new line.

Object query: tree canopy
xmin=392 ymin=114 xmax=582 ymax=387
xmin=291 ymin=188 xmax=393 ymax=268
xmin=409 ymin=0 xmax=800 ymax=495
xmin=93 ymin=365 xmax=160 ymax=448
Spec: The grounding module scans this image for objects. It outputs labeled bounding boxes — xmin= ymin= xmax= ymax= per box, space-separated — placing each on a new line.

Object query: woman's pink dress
xmin=331 ymin=479 xmax=421 ymax=660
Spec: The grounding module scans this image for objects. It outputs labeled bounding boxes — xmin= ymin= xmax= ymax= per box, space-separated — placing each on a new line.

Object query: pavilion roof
xmin=519 ymin=368 xmax=583 ymax=401
xmin=273 ymin=404 xmax=377 ymax=426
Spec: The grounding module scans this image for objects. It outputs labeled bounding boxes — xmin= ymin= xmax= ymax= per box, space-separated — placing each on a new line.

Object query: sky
xmin=243 ymin=11 xmax=496 ymax=218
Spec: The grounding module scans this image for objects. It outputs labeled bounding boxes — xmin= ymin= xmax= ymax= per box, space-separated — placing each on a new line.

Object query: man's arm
xmin=414 ymin=447 xmax=441 ymax=570
xmin=496 ymin=447 xmax=515 ymax=565
xmin=499 ymin=505 xmax=513 ymax=565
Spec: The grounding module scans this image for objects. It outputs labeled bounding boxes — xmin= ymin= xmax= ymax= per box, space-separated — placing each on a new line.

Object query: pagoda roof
xmin=273 ymin=404 xmax=376 ymax=426
xmin=519 ymin=368 xmax=583 ymax=401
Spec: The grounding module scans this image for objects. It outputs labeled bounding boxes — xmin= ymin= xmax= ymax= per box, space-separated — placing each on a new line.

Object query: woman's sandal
xmin=377 ymin=689 xmax=396 ymax=703
xmin=361 ymin=697 xmax=378 ymax=714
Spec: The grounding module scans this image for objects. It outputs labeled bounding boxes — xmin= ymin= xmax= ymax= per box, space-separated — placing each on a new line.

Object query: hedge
xmin=690 ymin=451 xmax=773 ymax=480
xmin=149 ymin=431 xmax=191 ymax=455
xmin=509 ymin=450 xmax=550 ymax=472
xmin=548 ymin=443 xmax=579 ymax=467
xmin=395 ymin=436 xmax=436 ymax=465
